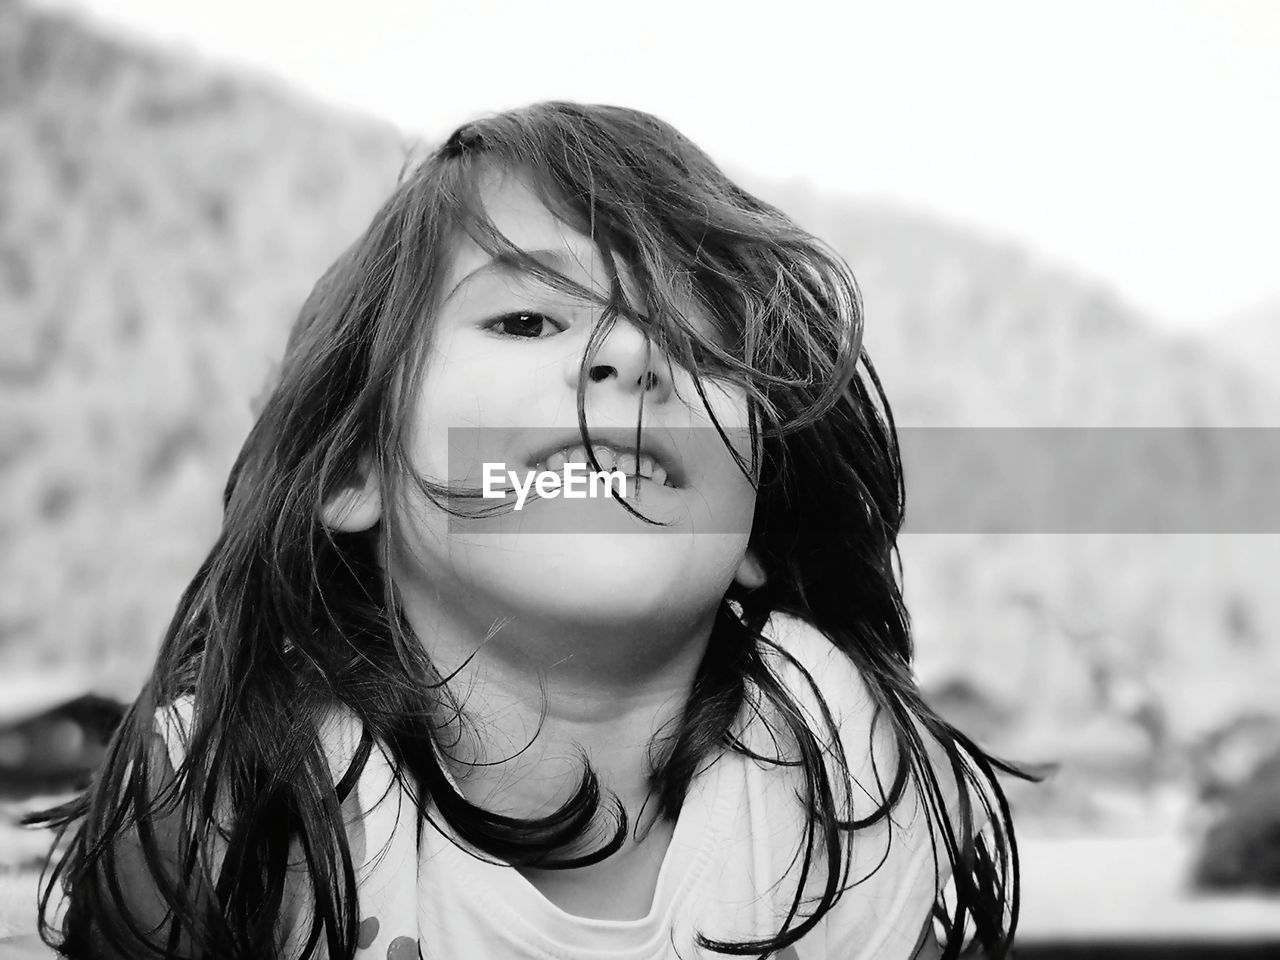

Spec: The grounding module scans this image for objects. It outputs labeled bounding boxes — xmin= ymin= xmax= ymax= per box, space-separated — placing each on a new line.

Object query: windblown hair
xmin=34 ymin=101 xmax=1036 ymax=958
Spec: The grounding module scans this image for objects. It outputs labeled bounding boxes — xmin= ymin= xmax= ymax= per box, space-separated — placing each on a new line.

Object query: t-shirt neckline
xmin=425 ymin=749 xmax=738 ymax=958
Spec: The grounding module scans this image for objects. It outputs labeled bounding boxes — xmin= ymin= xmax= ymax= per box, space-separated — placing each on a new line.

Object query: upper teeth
xmin=540 ymin=445 xmax=671 ymax=487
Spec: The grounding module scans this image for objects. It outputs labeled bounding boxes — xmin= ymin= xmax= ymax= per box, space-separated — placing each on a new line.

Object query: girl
xmin=34 ymin=102 xmax=1032 ymax=959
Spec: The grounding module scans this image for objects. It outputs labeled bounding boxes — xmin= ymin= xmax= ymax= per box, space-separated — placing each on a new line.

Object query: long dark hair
xmin=33 ymin=101 xmax=1036 ymax=958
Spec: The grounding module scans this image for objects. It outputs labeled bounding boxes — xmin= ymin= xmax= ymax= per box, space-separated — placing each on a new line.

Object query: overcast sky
xmin=35 ymin=0 xmax=1280 ymax=332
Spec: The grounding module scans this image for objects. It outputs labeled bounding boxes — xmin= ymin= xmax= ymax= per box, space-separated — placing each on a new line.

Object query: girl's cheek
xmin=691 ymin=377 xmax=751 ymax=428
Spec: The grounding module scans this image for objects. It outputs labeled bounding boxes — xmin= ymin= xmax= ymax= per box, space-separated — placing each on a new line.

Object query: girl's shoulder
xmin=753 ymin=609 xmax=887 ymax=776
xmin=152 ymin=695 xmax=420 ymax=957
xmin=154 ymin=694 xmax=370 ymax=778
xmin=756 ymin=610 xmax=969 ymax=826
xmin=754 ymin=611 xmax=990 ymax=955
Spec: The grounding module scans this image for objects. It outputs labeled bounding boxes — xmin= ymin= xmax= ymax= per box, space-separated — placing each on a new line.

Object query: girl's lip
xmin=524 ymin=429 xmax=687 ymax=488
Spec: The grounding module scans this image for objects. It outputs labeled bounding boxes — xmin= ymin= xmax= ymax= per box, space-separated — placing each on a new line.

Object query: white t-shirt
xmin=158 ymin=612 xmax=974 ymax=959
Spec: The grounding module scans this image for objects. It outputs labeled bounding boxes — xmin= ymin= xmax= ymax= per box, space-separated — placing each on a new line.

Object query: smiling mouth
xmin=530 ymin=443 xmax=678 ymax=488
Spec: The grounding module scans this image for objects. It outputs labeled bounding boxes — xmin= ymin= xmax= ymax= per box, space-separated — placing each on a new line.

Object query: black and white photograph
xmin=1 ymin=1 xmax=1278 ymax=957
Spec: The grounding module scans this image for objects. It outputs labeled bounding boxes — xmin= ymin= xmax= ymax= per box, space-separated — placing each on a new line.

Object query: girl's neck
xmin=410 ymin=601 xmax=718 ymax=826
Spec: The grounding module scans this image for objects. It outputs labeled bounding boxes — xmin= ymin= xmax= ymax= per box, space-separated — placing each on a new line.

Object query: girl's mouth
xmin=532 ymin=444 xmax=676 ymax=488
xmin=525 ymin=431 xmax=687 ymax=489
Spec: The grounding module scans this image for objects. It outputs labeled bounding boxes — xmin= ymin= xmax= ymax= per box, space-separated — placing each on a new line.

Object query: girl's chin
xmin=440 ymin=531 xmax=748 ymax=623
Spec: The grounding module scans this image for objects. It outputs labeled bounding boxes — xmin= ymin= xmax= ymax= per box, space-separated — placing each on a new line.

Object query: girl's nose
xmin=575 ymin=317 xmax=674 ymax=404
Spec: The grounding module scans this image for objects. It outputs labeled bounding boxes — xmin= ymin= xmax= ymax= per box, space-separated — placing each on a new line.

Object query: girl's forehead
xmin=442 ymin=170 xmax=613 ymax=294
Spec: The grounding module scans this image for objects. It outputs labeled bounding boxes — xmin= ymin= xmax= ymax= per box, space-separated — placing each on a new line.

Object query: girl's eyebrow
xmin=442 ymin=247 xmax=591 ymax=305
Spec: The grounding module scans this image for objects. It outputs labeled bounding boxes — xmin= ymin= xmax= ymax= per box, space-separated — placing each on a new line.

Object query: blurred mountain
xmin=1 ymin=0 xmax=409 ymax=691
xmin=751 ymin=183 xmax=1280 ymax=428
xmin=1200 ymin=299 xmax=1280 ymax=386
xmin=2 ymin=0 xmax=1278 ymax=832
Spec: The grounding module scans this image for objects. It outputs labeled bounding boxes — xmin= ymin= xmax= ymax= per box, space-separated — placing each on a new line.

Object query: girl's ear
xmin=733 ymin=548 xmax=767 ymax=590
xmin=320 ymin=456 xmax=382 ymax=532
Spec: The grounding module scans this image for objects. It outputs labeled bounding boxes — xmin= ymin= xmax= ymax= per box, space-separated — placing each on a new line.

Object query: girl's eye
xmin=486 ymin=311 xmax=563 ymax=339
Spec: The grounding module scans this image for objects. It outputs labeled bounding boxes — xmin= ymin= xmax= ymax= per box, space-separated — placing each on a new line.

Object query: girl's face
xmin=348 ymin=169 xmax=757 ymax=644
